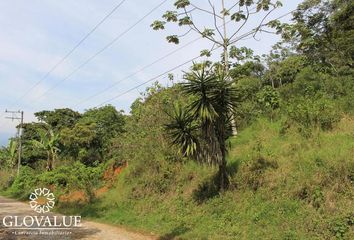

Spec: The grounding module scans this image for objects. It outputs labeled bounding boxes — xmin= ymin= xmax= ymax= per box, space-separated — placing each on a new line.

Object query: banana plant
xmin=8 ymin=139 xmax=18 ymax=167
xmin=31 ymin=129 xmax=60 ymax=171
xmin=1 ymin=139 xmax=18 ymax=168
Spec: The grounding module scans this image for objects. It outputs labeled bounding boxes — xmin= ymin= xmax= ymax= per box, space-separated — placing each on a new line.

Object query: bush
xmin=234 ymin=100 xmax=260 ymax=129
xmin=234 ymin=153 xmax=278 ymax=191
xmin=330 ymin=214 xmax=354 ymax=239
xmin=39 ymin=162 xmax=103 ymax=202
xmin=4 ymin=162 xmax=104 ymax=203
xmin=245 ymin=157 xmax=278 ymax=191
xmin=285 ymin=96 xmax=341 ymax=135
xmin=8 ymin=166 xmax=37 ymax=199
xmin=233 ymin=77 xmax=262 ymax=128
xmin=0 ymin=169 xmax=15 ymax=191
xmin=256 ymin=86 xmax=280 ymax=121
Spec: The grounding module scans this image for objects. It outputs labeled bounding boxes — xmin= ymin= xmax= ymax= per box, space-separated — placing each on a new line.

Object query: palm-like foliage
xmin=31 ymin=129 xmax=60 ymax=171
xmin=166 ymin=63 xmax=237 ymax=189
xmin=8 ymin=139 xmax=18 ymax=167
xmin=0 ymin=139 xmax=18 ymax=168
xmin=183 ymin=67 xmax=218 ymax=121
xmin=165 ymin=105 xmax=199 ymax=157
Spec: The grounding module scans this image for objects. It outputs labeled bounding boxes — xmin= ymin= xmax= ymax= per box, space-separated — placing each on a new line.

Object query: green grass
xmin=56 ymin=117 xmax=354 ymax=239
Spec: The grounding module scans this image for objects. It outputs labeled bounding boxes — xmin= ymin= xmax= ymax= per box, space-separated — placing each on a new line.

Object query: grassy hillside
xmin=1 ymin=1 xmax=353 ymax=239
xmin=58 ymin=117 xmax=354 ymax=239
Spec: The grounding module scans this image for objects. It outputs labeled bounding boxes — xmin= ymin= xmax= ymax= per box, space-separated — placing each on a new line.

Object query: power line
xmin=0 ymin=0 xmax=127 ymax=124
xmin=71 ymin=19 xmax=238 ymax=108
xmin=6 ymin=8 xmax=295 ymax=117
xmin=0 ymin=8 xmax=297 ymax=144
xmin=73 ymin=9 xmax=296 ymax=109
xmin=95 ymin=55 xmax=202 ymax=108
xmin=16 ymin=0 xmax=128 ymax=103
xmin=32 ymin=0 xmax=168 ymax=104
xmin=93 ymin=9 xmax=296 ymax=108
xmin=72 ymin=36 xmax=203 ymax=108
xmin=95 ymin=42 xmax=222 ymax=107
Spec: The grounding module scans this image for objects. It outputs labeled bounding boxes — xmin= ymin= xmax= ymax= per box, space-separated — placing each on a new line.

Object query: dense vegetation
xmin=0 ymin=0 xmax=353 ymax=239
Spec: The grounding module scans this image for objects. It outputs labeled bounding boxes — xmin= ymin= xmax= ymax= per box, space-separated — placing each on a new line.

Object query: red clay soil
xmin=59 ymin=163 xmax=127 ymax=203
xmin=95 ymin=185 xmax=109 ymax=197
xmin=103 ymin=162 xmax=128 ymax=181
xmin=59 ymin=190 xmax=87 ymax=203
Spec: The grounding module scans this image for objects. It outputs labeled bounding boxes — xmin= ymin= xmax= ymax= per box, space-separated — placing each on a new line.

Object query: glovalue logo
xmin=2 ymin=187 xmax=82 ymax=237
xmin=29 ymin=188 xmax=55 ymax=213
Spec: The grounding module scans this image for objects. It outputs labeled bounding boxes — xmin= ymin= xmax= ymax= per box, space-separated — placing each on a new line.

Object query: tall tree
xmin=279 ymin=0 xmax=354 ymax=73
xmin=35 ymin=108 xmax=81 ymax=131
xmin=0 ymin=139 xmax=17 ymax=168
xmin=151 ymin=0 xmax=284 ymax=72
xmin=20 ymin=122 xmax=48 ymax=166
xmin=60 ymin=106 xmax=125 ymax=165
xmin=152 ymin=0 xmax=286 ymax=134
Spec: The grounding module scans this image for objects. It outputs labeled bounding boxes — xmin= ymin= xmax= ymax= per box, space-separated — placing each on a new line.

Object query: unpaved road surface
xmin=0 ymin=196 xmax=156 ymax=240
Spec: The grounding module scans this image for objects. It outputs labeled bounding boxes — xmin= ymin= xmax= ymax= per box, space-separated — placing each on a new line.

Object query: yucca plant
xmin=166 ymin=63 xmax=237 ymax=190
xmin=165 ymin=105 xmax=199 ymax=157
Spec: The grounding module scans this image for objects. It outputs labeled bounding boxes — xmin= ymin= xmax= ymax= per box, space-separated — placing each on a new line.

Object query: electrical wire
xmin=32 ymin=0 xmax=169 ymax=103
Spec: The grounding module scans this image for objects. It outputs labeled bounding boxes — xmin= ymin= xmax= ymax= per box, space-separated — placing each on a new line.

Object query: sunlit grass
xmin=49 ymin=117 xmax=354 ymax=239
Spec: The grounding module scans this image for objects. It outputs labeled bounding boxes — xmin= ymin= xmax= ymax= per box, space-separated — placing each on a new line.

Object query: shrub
xmin=235 ymin=155 xmax=278 ymax=191
xmin=285 ymin=96 xmax=341 ymax=135
xmin=0 ymin=169 xmax=15 ymax=191
xmin=233 ymin=77 xmax=262 ymax=128
xmin=256 ymin=86 xmax=280 ymax=121
xmin=38 ymin=162 xmax=103 ymax=202
xmin=5 ymin=162 xmax=103 ymax=203
xmin=8 ymin=166 xmax=37 ymax=199
xmin=330 ymin=214 xmax=354 ymax=239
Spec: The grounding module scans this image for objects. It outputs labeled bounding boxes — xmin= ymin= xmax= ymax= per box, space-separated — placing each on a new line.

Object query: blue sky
xmin=0 ymin=0 xmax=303 ymax=146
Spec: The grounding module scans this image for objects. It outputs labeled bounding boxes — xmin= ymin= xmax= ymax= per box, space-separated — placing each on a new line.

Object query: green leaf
xmin=201 ymin=28 xmax=215 ymax=38
xmin=168 ymin=73 xmax=174 ymax=81
xmin=174 ymin=0 xmax=190 ymax=9
xmin=246 ymin=0 xmax=254 ymax=6
xmin=162 ymin=11 xmax=178 ymax=22
xmin=275 ymin=1 xmax=283 ymax=7
xmin=150 ymin=20 xmax=166 ymax=30
xmin=200 ymin=49 xmax=211 ymax=57
xmin=257 ymin=0 xmax=272 ymax=11
xmin=267 ymin=19 xmax=281 ymax=28
xmin=231 ymin=11 xmax=246 ymax=22
xmin=229 ymin=46 xmax=254 ymax=60
xmin=166 ymin=35 xmax=180 ymax=44
xmin=178 ymin=16 xmax=192 ymax=26
xmin=221 ymin=9 xmax=230 ymax=16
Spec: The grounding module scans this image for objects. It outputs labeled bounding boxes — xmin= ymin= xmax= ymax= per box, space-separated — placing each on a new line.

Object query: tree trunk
xmin=221 ymin=0 xmax=238 ymax=136
xmin=218 ymin=159 xmax=229 ymax=191
xmin=52 ymin=150 xmax=55 ymax=170
xmin=221 ymin=0 xmax=228 ymax=73
xmin=218 ymin=120 xmax=229 ymax=191
xmin=47 ymin=152 xmax=52 ymax=171
xmin=271 ymin=78 xmax=275 ymax=89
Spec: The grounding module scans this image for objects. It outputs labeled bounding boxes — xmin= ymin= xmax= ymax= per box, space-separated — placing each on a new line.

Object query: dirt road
xmin=0 ymin=196 xmax=156 ymax=240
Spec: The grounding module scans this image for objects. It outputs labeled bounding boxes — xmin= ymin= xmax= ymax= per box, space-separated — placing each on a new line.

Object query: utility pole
xmin=5 ymin=110 xmax=24 ymax=176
